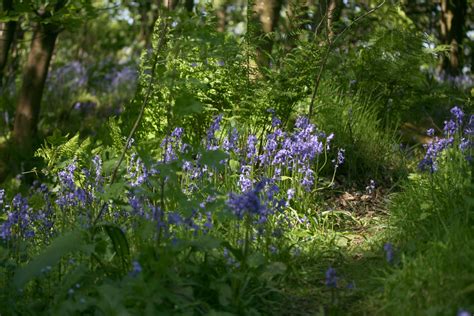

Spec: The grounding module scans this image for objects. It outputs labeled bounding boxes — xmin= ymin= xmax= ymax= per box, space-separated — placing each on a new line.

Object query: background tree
xmin=0 ymin=0 xmax=16 ymax=87
xmin=439 ymin=0 xmax=467 ymax=75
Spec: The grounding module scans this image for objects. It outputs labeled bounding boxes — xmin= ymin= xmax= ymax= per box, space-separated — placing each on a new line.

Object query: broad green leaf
xmin=200 ymin=150 xmax=229 ymax=169
xmin=261 ymin=262 xmax=286 ymax=280
xmin=97 ymin=223 xmax=130 ymax=271
xmin=14 ymin=230 xmax=84 ymax=288
xmin=174 ymin=93 xmax=203 ymax=117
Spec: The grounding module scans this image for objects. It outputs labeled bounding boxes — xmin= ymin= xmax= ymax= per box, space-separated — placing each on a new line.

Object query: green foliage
xmin=372 ymin=130 xmax=474 ymax=314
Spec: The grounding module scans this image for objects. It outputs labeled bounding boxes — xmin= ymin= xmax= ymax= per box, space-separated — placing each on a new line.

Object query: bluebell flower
xmin=131 ymin=260 xmax=142 ymax=277
xmin=457 ymin=309 xmax=471 ymax=316
xmin=443 ymin=119 xmax=457 ymax=135
xmin=335 ymin=148 xmax=345 ymax=167
xmin=171 ymin=127 xmax=184 ymax=138
xmin=168 ymin=212 xmax=183 ymax=225
xmin=426 ymin=128 xmax=435 ymax=136
xmin=246 ymin=135 xmax=258 ymax=160
xmin=384 ymin=242 xmax=394 ymax=264
xmin=271 ymin=116 xmax=282 ymax=127
xmin=286 ymin=188 xmax=295 ymax=203
xmin=419 ymin=137 xmax=454 ymax=172
xmin=227 ymin=189 xmax=263 ymax=219
xmin=206 ymin=114 xmax=223 ymax=150
xmin=366 ymin=180 xmax=376 ymax=194
xmin=0 ymin=194 xmax=34 ymax=240
xmin=465 ymin=115 xmax=474 ymax=136
xmin=325 ymin=267 xmax=337 ymax=288
xmin=450 ymin=106 xmax=464 ymax=124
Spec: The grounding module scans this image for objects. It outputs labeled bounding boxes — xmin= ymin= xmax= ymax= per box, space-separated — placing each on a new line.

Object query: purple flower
xmin=227 ymin=185 xmax=266 ymax=219
xmin=271 ymin=116 xmax=282 ymax=127
xmin=366 ymin=180 xmax=376 ymax=194
xmin=325 ymin=267 xmax=337 ymax=288
xmin=426 ymin=128 xmax=435 ymax=136
xmin=465 ymin=115 xmax=474 ymax=136
xmin=336 ymin=149 xmax=345 ymax=167
xmin=223 ymin=128 xmax=239 ymax=153
xmin=286 ymin=188 xmax=295 ymax=202
xmin=246 ymin=135 xmax=258 ymax=160
xmin=457 ymin=309 xmax=471 ymax=316
xmin=0 ymin=194 xmax=34 ymax=240
xmin=443 ymin=119 xmax=457 ymax=135
xmin=131 ymin=260 xmax=142 ymax=277
xmin=171 ymin=127 xmax=184 ymax=139
xmin=206 ymin=114 xmax=223 ymax=150
xmin=384 ymin=242 xmax=394 ymax=264
xmin=419 ymin=137 xmax=454 ymax=172
xmin=168 ymin=212 xmax=183 ymax=225
xmin=451 ymin=106 xmax=464 ymax=124
xmin=300 ymin=167 xmax=314 ymax=191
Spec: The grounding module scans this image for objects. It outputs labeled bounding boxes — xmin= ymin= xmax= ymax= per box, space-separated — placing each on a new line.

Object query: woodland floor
xmin=282 ymin=187 xmax=392 ymax=315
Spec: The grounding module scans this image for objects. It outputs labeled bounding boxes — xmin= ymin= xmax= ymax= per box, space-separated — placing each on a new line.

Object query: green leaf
xmin=174 ymin=93 xmax=203 ymax=117
xmin=229 ymin=159 xmax=240 ymax=173
xmin=14 ymin=230 xmax=84 ymax=288
xmin=200 ymin=150 xmax=229 ymax=169
xmin=97 ymin=223 xmax=130 ymax=271
xmin=261 ymin=262 xmax=286 ymax=280
xmin=247 ymin=252 xmax=265 ymax=268
xmin=217 ymin=283 xmax=232 ymax=307
xmin=221 ymin=242 xmax=244 ymax=262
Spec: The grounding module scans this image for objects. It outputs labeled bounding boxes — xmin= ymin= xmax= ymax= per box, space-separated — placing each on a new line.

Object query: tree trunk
xmin=0 ymin=0 xmax=16 ymax=87
xmin=216 ymin=4 xmax=227 ymax=32
xmin=314 ymin=0 xmax=342 ymax=42
xmin=12 ymin=23 xmax=59 ymax=153
xmin=440 ymin=0 xmax=467 ymax=76
xmin=253 ymin=0 xmax=284 ymax=68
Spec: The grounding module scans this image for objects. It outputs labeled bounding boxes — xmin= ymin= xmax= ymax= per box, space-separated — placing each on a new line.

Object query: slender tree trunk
xmin=0 ymin=0 xmax=16 ymax=87
xmin=253 ymin=0 xmax=284 ymax=68
xmin=13 ymin=24 xmax=59 ymax=153
xmin=216 ymin=4 xmax=227 ymax=32
xmin=440 ymin=0 xmax=467 ymax=76
xmin=314 ymin=0 xmax=342 ymax=42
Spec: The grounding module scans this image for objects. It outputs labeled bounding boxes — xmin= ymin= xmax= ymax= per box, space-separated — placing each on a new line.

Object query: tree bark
xmin=314 ymin=0 xmax=342 ymax=42
xmin=12 ymin=23 xmax=59 ymax=153
xmin=0 ymin=0 xmax=16 ymax=87
xmin=253 ymin=0 xmax=284 ymax=68
xmin=216 ymin=4 xmax=227 ymax=32
xmin=440 ymin=0 xmax=467 ymax=76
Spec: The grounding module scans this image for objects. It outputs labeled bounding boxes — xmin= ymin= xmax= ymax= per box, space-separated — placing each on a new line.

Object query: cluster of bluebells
xmin=0 ymin=113 xmax=341 ymax=259
xmin=419 ymin=106 xmax=473 ymax=172
xmin=227 ymin=179 xmax=285 ymax=228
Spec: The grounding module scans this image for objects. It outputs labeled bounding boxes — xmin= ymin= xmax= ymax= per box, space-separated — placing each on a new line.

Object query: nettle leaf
xmin=14 ymin=230 xmax=84 ymax=288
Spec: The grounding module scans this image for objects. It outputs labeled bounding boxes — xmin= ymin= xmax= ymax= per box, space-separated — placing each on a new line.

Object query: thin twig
xmin=92 ymin=19 xmax=169 ymax=226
